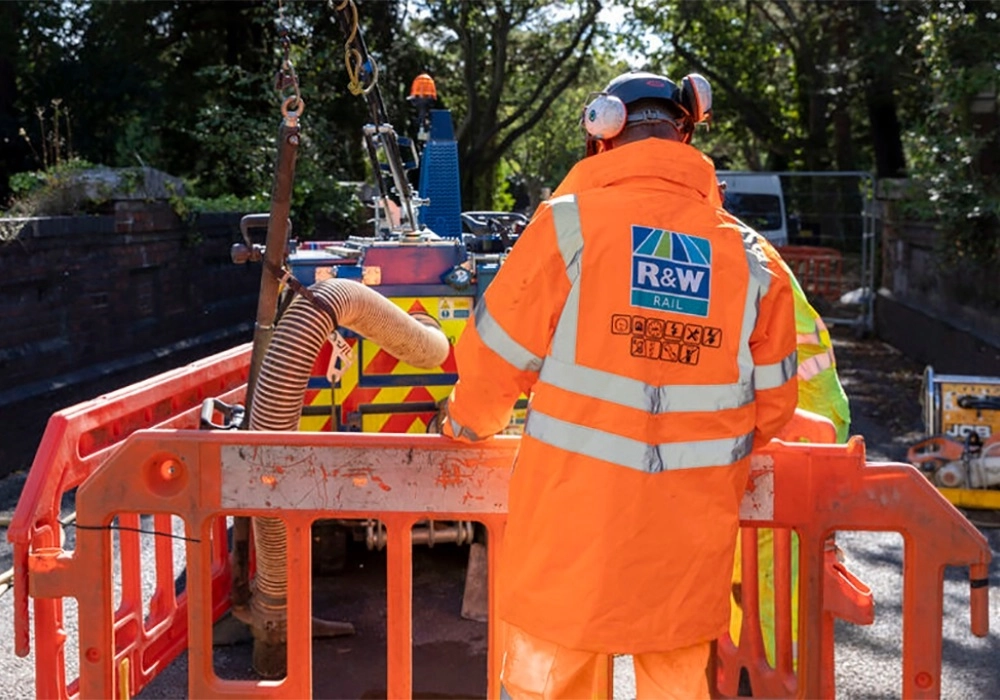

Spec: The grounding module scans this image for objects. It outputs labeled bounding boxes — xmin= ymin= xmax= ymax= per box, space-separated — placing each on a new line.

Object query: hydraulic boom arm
xmin=331 ymin=0 xmax=419 ymax=237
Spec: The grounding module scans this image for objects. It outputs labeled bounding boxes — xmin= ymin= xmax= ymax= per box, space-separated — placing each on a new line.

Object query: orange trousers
xmin=499 ymin=621 xmax=711 ymax=700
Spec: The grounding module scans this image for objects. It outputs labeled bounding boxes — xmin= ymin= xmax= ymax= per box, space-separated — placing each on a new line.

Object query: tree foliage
xmin=0 ymin=1 xmax=421 ymax=236
xmin=623 ymin=0 xmax=998 ymax=262
xmin=901 ymin=1 xmax=1000 ymax=265
xmin=1 ymin=0 xmax=997 ymax=261
xmin=407 ymin=0 xmax=604 ymax=210
xmin=622 ymin=0 xmax=922 ymax=173
xmin=503 ymin=52 xmax=628 ymax=210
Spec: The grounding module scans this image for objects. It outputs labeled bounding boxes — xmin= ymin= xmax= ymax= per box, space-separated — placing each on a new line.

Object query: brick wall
xmin=0 ymin=204 xmax=261 ymax=392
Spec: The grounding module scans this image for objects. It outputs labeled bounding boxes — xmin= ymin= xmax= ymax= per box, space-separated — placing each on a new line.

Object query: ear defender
xmin=583 ymin=93 xmax=628 ymax=140
xmin=680 ymin=73 xmax=713 ymax=125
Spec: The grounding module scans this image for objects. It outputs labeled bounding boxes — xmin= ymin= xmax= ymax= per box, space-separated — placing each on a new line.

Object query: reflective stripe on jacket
xmin=443 ymin=139 xmax=798 ymax=654
xmin=779 ymin=255 xmax=852 ymax=443
xmin=798 ymin=349 xmax=833 ymax=380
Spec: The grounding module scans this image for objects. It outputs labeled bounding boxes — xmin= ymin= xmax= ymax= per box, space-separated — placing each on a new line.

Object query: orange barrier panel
xmin=717 ymin=437 xmax=990 ymax=699
xmin=777 ymin=245 xmax=844 ymax=302
xmin=725 ymin=409 xmax=876 ymax=697
xmin=723 ymin=529 xmax=874 ymax=698
xmin=7 ymin=343 xmax=251 ymax=699
xmin=22 ymin=431 xmax=990 ymax=699
xmin=32 ymin=432 xmax=518 ymax=700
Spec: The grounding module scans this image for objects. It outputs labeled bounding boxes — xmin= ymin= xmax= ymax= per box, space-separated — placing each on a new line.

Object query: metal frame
xmin=771 ymin=170 xmax=877 ymax=333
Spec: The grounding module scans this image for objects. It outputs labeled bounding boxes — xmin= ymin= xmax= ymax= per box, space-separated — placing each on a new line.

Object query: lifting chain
xmin=274 ymin=0 xmax=305 ymax=121
xmin=335 ymin=0 xmax=378 ymax=95
xmin=328 ymin=0 xmax=417 ymax=236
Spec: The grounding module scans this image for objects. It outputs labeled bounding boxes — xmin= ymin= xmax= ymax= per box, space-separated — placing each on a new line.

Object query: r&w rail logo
xmin=630 ymin=226 xmax=711 ymax=317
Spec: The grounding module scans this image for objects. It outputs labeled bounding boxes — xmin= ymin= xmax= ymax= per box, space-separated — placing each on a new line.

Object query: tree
xmin=504 ymin=52 xmax=627 ymax=211
xmin=624 ymin=0 xmax=842 ymax=171
xmin=855 ymin=1 xmax=913 ymax=178
xmin=902 ymin=0 xmax=1000 ymax=266
xmin=0 ymin=3 xmax=24 ymax=204
xmin=623 ymin=1 xmax=775 ymax=168
xmin=2 ymin=0 xmax=416 ymax=236
xmin=4 ymin=3 xmax=89 ymax=177
xmin=621 ymin=0 xmax=993 ymax=183
xmin=408 ymin=0 xmax=604 ymax=210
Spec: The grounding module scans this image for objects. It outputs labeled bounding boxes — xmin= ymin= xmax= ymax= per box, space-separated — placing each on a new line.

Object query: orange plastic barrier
xmin=777 ymin=245 xmax=845 ymax=302
xmin=33 ymin=432 xmax=517 ymax=700
xmin=723 ymin=529 xmax=874 ymax=698
xmin=725 ymin=408 xmax=876 ymax=697
xmin=717 ymin=438 xmax=991 ymax=699
xmin=6 ymin=343 xmax=251 ymax=699
xmin=20 ymin=430 xmax=991 ymax=700
xmin=774 ymin=407 xmax=838 ymax=444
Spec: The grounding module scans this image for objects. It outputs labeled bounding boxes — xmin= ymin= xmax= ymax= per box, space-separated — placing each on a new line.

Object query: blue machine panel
xmin=418 ymin=110 xmax=463 ymax=239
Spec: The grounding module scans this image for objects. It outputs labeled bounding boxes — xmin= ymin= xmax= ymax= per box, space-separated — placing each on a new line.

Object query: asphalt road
xmin=1 ymin=329 xmax=998 ymax=699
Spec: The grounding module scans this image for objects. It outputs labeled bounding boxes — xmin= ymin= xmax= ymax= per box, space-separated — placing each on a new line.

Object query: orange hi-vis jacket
xmin=443 ymin=139 xmax=798 ymax=654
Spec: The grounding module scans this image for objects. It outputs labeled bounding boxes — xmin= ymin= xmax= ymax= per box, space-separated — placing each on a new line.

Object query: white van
xmin=716 ymin=171 xmax=789 ymax=247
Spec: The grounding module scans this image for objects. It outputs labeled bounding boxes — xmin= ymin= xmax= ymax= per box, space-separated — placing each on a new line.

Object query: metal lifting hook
xmin=274 ymin=1 xmax=303 ymax=120
xmin=280 ymin=95 xmax=305 ymax=128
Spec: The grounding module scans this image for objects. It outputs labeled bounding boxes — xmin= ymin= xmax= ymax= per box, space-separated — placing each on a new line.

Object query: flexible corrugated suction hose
xmin=247 ymin=278 xmax=450 ymax=677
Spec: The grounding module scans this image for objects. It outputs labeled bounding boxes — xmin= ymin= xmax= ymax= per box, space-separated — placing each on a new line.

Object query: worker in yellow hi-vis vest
xmin=787 ymin=273 xmax=850 ymax=442
xmin=730 ymin=254 xmax=851 ymax=668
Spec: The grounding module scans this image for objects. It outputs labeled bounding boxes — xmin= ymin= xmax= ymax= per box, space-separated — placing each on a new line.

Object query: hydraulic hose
xmin=249 ymin=278 xmax=449 ymax=430
xmin=247 ymin=278 xmax=450 ymax=677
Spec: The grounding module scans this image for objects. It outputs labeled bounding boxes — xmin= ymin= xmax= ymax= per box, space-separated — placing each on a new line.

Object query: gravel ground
xmin=827 ymin=330 xmax=1000 ymax=700
xmin=1 ymin=327 xmax=998 ymax=698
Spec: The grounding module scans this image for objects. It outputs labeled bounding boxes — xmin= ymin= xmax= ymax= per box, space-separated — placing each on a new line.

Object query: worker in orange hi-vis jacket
xmin=440 ymin=70 xmax=798 ymax=699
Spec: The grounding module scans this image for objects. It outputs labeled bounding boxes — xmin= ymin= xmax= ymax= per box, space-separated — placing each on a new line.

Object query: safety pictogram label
xmin=612 ymin=313 xmax=721 ymax=366
xmin=438 ymin=297 xmax=471 ymax=320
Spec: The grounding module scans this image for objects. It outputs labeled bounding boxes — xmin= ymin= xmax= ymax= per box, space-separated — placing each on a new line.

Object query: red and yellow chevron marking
xmin=296 ymin=295 xmax=527 ymax=435
xmin=359 ymin=384 xmax=454 ymax=433
xmin=297 ymin=296 xmax=471 ymax=434
xmin=360 ymin=297 xmax=464 ymax=377
xmin=300 ymin=388 xmax=334 ymax=432
xmin=299 ymin=339 xmax=339 ymax=432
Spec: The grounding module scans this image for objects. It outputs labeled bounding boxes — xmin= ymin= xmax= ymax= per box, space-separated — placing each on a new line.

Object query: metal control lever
xmin=199 ymin=398 xmax=246 ymax=430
